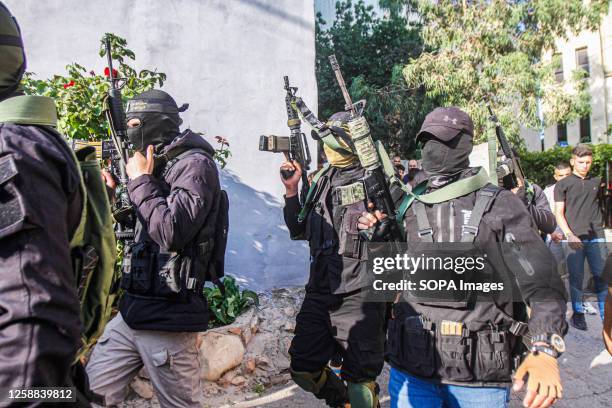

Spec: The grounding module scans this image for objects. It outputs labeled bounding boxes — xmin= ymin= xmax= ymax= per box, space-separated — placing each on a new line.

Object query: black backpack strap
xmin=414 ymin=201 xmax=434 ymax=243
xmin=460 ymin=184 xmax=500 ymax=243
xmin=159 ymin=148 xmax=211 ymax=178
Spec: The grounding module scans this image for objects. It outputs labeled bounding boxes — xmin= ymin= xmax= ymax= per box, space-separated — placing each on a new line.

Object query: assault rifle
xmin=328 ymin=55 xmax=401 ymax=242
xmin=485 ymin=100 xmax=525 ymax=189
xmin=259 ymin=76 xmax=311 ymax=204
xmin=103 ymin=35 xmax=135 ymax=241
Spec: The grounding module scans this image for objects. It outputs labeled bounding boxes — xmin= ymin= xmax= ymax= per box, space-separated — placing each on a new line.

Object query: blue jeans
xmin=389 ymin=367 xmax=510 ymax=408
xmin=565 ymin=238 xmax=609 ymax=319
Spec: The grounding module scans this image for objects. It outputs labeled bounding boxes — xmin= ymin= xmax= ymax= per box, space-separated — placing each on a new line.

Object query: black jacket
xmin=284 ymin=164 xmax=372 ymax=294
xmin=389 ymin=167 xmax=567 ymax=386
xmin=0 ymin=122 xmax=83 ymax=386
xmin=120 ymin=130 xmax=220 ymax=332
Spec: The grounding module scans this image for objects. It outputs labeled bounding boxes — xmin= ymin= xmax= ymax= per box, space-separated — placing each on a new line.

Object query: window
xmin=576 ymin=47 xmax=589 ymax=76
xmin=553 ymin=53 xmax=563 ymax=82
xmin=557 ymin=123 xmax=567 ymax=144
xmin=580 ymin=115 xmax=591 ymax=143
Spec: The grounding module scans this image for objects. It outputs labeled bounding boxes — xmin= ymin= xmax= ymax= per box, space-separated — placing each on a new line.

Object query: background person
xmin=554 ymin=143 xmax=609 ymax=331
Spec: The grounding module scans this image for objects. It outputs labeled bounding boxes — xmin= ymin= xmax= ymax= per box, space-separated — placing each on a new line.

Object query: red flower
xmin=104 ymin=67 xmax=118 ymax=78
xmin=63 ymin=80 xmax=75 ymax=89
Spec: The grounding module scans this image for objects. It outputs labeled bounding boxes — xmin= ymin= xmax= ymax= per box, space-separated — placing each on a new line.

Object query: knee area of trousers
xmin=347 ymin=381 xmax=379 ymax=408
xmin=290 ymin=368 xmax=326 ymax=394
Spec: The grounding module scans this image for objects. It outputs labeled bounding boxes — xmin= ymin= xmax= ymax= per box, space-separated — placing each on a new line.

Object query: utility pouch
xmin=121 ymin=241 xmax=154 ymax=294
xmin=474 ymin=329 xmax=513 ymax=382
xmin=0 ymin=154 xmax=32 ymax=239
xmin=308 ymin=200 xmax=337 ymax=256
xmin=437 ymin=330 xmax=474 ymax=382
xmin=155 ymin=251 xmax=190 ymax=300
xmin=338 ymin=205 xmax=364 ymax=259
xmin=391 ymin=315 xmax=436 ymax=377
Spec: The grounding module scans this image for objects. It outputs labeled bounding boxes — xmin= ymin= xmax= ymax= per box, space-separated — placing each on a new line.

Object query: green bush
xmin=521 ymin=144 xmax=612 ymax=187
xmin=204 ymin=276 xmax=259 ymax=328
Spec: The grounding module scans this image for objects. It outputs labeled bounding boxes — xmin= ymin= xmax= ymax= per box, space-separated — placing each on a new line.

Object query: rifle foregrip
xmin=108 ymin=89 xmax=127 ymax=133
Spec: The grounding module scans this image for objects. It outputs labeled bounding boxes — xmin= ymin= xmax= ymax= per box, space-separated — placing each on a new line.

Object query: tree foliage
xmin=521 ymin=143 xmax=612 ymax=187
xmin=402 ymin=0 xmax=609 ymax=146
xmin=22 ymin=34 xmax=166 ymax=141
xmin=316 ymin=0 xmax=432 ymax=157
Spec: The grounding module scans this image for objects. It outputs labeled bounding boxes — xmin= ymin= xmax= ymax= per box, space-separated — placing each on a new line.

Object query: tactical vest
xmin=387 ymin=168 xmax=529 ymax=387
xmin=0 ymin=95 xmax=118 ymax=358
xmin=120 ymin=148 xmax=228 ymax=300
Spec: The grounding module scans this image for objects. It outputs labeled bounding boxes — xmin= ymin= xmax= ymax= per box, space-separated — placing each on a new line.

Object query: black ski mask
xmin=125 ymin=89 xmax=188 ymax=153
xmin=420 ymin=132 xmax=473 ymax=177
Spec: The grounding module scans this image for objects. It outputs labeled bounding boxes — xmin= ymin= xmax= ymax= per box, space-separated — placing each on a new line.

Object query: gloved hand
xmin=357 ymin=202 xmax=388 ymax=242
xmin=513 ymin=352 xmax=562 ymax=408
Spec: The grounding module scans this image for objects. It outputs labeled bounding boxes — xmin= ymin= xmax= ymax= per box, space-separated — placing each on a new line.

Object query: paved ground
xmin=226 ymin=311 xmax=612 ymax=408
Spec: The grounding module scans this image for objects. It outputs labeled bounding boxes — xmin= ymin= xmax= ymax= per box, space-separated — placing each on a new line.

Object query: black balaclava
xmin=420 ymin=132 xmax=473 ymax=186
xmin=125 ymin=89 xmax=188 ymax=153
xmin=0 ymin=1 xmax=26 ymax=101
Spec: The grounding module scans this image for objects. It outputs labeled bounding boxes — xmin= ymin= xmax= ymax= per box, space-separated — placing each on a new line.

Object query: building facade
xmin=523 ymin=10 xmax=612 ymax=151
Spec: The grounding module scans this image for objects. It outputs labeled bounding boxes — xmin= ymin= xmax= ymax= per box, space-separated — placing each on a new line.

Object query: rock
xmin=219 ymin=369 xmax=238 ymax=386
xmin=199 ymin=332 xmax=246 ymax=381
xmin=225 ymin=308 xmax=259 ymax=346
xmin=131 ymin=377 xmax=153 ymax=400
xmin=245 ymin=358 xmax=257 ymax=373
xmin=283 ymin=322 xmax=295 ymax=332
xmin=270 ymin=373 xmax=291 ymax=385
xmin=230 ymin=375 xmax=247 ymax=386
xmin=138 ymin=366 xmax=150 ymax=380
xmin=228 ymin=327 xmax=243 ymax=336
xmin=283 ymin=306 xmax=295 ymax=316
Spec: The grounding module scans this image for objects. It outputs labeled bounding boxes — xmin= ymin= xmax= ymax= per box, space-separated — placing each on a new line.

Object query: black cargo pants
xmin=289 ymin=288 xmax=386 ymax=383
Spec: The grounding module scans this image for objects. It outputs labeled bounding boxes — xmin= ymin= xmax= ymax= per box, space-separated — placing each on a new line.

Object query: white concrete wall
xmin=5 ymin=0 xmax=318 ymax=291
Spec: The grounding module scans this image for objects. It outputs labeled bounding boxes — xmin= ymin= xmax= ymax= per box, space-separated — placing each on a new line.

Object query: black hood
xmin=126 ymin=89 xmax=189 ymax=153
xmin=421 ymin=131 xmax=473 ymax=179
xmin=0 ymin=1 xmax=26 ymax=101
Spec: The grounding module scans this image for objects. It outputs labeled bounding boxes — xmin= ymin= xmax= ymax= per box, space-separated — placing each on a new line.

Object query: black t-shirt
xmin=554 ymin=173 xmax=604 ymax=239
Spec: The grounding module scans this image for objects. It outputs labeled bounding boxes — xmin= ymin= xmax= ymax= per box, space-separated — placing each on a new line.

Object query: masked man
xmin=86 ymin=90 xmax=223 ymax=407
xmin=359 ymin=107 xmax=568 ymax=408
xmin=0 ymin=2 xmax=88 ymax=403
xmin=281 ymin=112 xmax=387 ymax=408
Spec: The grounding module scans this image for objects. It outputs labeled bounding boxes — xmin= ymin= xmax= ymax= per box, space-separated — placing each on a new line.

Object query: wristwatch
xmin=531 ymin=333 xmax=566 ymax=358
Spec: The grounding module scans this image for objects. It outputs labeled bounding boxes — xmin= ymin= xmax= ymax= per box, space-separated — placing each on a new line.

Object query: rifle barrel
xmin=328 ymin=54 xmax=355 ymax=115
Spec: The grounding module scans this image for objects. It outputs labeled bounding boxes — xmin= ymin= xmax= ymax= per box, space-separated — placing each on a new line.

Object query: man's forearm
xmin=554 ymin=210 xmax=573 ymax=237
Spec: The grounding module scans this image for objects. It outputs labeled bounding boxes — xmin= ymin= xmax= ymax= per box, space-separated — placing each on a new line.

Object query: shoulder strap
xmin=0 ymin=95 xmax=58 ymax=126
xmin=160 ymin=147 xmax=212 ymax=178
xmin=417 ymin=167 xmax=489 ymax=204
xmin=396 ymin=180 xmax=427 ymax=224
xmin=413 ymin=200 xmax=434 ymax=242
xmin=297 ymin=164 xmax=331 ymax=222
xmin=460 ymin=184 xmax=501 ymax=243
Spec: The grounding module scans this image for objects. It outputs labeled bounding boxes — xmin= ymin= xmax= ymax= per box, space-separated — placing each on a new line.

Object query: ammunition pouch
xmin=387 ymin=313 xmax=523 ymax=384
xmin=0 ymin=154 xmax=29 ymax=239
